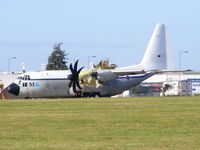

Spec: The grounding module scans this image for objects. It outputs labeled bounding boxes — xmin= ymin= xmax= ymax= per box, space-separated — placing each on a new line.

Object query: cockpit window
xmin=17 ymin=76 xmax=23 ymax=80
xmin=21 ymin=75 xmax=31 ymax=80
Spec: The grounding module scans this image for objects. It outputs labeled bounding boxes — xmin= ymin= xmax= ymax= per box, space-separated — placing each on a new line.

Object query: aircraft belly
xmin=43 ymin=80 xmax=69 ymax=98
xmin=27 ymin=80 xmax=70 ymax=98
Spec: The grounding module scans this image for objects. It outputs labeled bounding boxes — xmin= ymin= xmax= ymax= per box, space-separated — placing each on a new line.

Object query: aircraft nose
xmin=7 ymin=83 xmax=20 ymax=96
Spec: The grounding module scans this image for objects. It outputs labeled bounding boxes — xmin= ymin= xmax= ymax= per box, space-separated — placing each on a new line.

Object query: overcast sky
xmin=0 ymin=0 xmax=199 ymax=72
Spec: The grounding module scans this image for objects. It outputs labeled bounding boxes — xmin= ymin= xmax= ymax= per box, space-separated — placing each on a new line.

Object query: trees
xmin=93 ymin=59 xmax=117 ymax=70
xmin=46 ymin=42 xmax=68 ymax=70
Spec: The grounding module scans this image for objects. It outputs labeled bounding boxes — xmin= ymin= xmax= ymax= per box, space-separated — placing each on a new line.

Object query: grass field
xmin=0 ymin=97 xmax=200 ymax=150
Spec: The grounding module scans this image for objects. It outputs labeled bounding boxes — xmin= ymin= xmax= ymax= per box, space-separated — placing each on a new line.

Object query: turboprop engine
xmin=92 ymin=70 xmax=118 ymax=83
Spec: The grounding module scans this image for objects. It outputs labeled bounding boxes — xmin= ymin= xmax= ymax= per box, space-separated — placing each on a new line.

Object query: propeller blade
xmin=76 ymin=81 xmax=82 ymax=90
xmin=69 ymin=81 xmax=73 ymax=88
xmin=77 ymin=66 xmax=84 ymax=75
xmin=68 ymin=60 xmax=84 ymax=94
xmin=69 ymin=63 xmax=74 ymax=73
xmin=72 ymin=82 xmax=77 ymax=93
xmin=74 ymin=60 xmax=79 ymax=73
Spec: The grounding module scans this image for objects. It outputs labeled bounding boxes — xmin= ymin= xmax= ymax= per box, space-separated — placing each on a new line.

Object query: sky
xmin=0 ymin=0 xmax=199 ymax=72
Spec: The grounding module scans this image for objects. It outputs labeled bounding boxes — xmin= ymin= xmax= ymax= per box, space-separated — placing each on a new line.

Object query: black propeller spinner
xmin=68 ymin=60 xmax=84 ymax=93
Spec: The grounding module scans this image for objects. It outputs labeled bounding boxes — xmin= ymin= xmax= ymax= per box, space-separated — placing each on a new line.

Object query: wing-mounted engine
xmin=79 ymin=69 xmax=118 ymax=87
xmin=79 ymin=70 xmax=96 ymax=86
xmin=91 ymin=70 xmax=118 ymax=83
xmin=67 ymin=60 xmax=119 ymax=97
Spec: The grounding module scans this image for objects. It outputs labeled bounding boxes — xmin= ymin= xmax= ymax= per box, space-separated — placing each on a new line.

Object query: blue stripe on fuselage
xmin=30 ymin=78 xmax=68 ymax=81
xmin=118 ymin=72 xmax=152 ymax=79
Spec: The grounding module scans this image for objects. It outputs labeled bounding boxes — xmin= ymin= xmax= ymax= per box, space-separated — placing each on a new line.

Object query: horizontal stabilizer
xmin=152 ymin=69 xmax=192 ymax=74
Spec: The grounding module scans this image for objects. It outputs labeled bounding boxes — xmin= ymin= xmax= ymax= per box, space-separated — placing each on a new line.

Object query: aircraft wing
xmin=111 ymin=69 xmax=192 ymax=76
xmin=111 ymin=69 xmax=146 ymax=76
xmin=87 ymin=69 xmax=192 ymax=84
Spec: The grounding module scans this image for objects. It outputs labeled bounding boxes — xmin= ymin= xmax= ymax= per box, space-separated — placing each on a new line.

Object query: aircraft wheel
xmin=82 ymin=92 xmax=100 ymax=98
xmin=94 ymin=94 xmax=99 ymax=98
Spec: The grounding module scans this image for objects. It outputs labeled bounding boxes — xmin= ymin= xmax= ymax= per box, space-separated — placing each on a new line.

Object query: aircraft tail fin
xmin=140 ymin=23 xmax=168 ymax=70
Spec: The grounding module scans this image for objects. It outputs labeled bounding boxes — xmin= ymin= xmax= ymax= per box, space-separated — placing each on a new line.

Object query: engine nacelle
xmin=95 ymin=70 xmax=118 ymax=83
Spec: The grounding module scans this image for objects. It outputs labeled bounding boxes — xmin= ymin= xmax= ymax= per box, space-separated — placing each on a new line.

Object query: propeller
xmin=68 ymin=60 xmax=84 ymax=93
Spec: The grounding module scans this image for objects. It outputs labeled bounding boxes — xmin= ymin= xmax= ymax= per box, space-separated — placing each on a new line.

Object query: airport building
xmin=136 ymin=71 xmax=200 ymax=96
xmin=0 ymin=72 xmax=20 ymax=88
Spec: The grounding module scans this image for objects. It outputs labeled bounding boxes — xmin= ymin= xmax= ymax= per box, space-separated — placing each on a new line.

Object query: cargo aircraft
xmin=4 ymin=24 xmax=182 ymax=98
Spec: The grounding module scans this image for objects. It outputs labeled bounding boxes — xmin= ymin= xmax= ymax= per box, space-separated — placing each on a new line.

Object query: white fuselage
xmin=13 ymin=70 xmax=155 ymax=98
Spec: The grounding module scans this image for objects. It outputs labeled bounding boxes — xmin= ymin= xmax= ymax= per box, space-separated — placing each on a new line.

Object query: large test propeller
xmin=68 ymin=60 xmax=84 ymax=93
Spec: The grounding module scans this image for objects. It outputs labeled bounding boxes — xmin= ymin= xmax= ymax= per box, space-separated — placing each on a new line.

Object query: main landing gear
xmin=82 ymin=92 xmax=101 ymax=98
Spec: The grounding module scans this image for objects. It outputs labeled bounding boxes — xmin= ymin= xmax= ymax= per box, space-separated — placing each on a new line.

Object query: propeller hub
xmin=67 ymin=74 xmax=73 ymax=80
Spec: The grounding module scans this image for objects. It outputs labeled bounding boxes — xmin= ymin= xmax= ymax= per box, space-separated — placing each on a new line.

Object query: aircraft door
xmin=21 ymin=81 xmax=29 ymax=98
xmin=21 ymin=75 xmax=31 ymax=98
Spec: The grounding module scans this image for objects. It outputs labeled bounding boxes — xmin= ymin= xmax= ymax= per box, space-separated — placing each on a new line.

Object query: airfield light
xmin=179 ymin=51 xmax=188 ymax=71
xmin=178 ymin=51 xmax=189 ymax=95
xmin=88 ymin=56 xmax=96 ymax=69
xmin=8 ymin=57 xmax=17 ymax=73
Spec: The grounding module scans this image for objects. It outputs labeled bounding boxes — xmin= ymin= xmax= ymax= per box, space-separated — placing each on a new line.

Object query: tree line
xmin=46 ymin=42 xmax=117 ymax=70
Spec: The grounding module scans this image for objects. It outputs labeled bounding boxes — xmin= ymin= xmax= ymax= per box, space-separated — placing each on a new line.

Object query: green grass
xmin=0 ymin=97 xmax=200 ymax=150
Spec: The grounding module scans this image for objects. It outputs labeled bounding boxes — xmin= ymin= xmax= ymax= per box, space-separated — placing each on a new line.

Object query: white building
xmin=0 ymin=72 xmax=20 ymax=88
xmin=144 ymin=71 xmax=200 ymax=95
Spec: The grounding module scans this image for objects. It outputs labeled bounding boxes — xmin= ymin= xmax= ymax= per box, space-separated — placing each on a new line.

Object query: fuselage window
xmin=22 ymin=82 xmax=28 ymax=87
